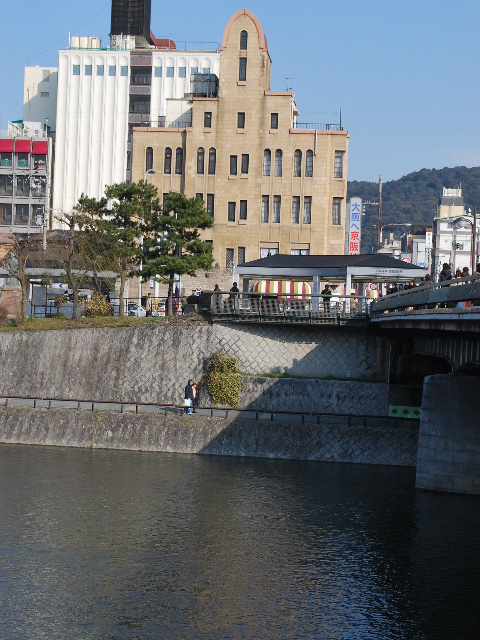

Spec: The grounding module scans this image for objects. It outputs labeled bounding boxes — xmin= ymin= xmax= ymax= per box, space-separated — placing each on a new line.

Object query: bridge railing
xmin=370 ymin=275 xmax=480 ymax=315
xmin=210 ymin=292 xmax=369 ymax=325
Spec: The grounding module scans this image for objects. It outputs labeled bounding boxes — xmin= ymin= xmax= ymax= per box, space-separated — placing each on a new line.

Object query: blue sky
xmin=1 ymin=0 xmax=479 ymax=182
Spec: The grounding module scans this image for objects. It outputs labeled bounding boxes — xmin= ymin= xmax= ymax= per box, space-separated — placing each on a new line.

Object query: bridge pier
xmin=416 ymin=373 xmax=480 ymax=495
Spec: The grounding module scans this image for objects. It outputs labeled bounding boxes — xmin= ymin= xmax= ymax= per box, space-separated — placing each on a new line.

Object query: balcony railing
xmin=295 ymin=122 xmax=343 ymax=131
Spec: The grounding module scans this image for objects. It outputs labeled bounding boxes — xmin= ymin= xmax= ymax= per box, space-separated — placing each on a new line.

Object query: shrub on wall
xmin=200 ymin=352 xmax=242 ymax=408
xmin=82 ymin=294 xmax=112 ymax=317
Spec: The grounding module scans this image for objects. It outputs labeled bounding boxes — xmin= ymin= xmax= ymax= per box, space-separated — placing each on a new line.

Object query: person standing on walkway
xmin=146 ymin=293 xmax=153 ymax=317
xmin=184 ymin=379 xmax=194 ymax=415
xmin=321 ymin=284 xmax=332 ymax=314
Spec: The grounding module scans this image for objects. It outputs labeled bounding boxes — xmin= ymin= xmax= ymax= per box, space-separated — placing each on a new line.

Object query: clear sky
xmin=1 ymin=0 xmax=479 ymax=183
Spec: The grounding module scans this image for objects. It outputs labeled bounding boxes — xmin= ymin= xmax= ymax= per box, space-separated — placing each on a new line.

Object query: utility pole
xmin=376 ymin=175 xmax=382 ymax=252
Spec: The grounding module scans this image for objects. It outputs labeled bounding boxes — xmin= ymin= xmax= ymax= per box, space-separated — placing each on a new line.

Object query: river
xmin=0 ymin=444 xmax=478 ymax=639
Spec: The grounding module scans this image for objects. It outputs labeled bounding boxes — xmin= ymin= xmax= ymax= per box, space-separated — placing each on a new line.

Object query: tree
xmin=139 ymin=192 xmax=214 ymax=315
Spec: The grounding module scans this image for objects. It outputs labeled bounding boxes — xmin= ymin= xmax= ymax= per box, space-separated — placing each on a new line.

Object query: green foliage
xmin=201 ymin=352 xmax=242 ymax=408
xmin=82 ymin=293 xmax=112 ymax=317
xmin=348 ymin=166 xmax=480 ymax=252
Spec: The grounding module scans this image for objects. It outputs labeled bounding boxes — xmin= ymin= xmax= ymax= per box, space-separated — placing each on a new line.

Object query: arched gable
xmin=221 ymin=10 xmax=268 ymax=51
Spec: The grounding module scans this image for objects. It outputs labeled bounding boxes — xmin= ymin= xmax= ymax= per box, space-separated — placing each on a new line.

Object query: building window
xmin=0 ymin=204 xmax=12 ymax=224
xmin=274 ymin=150 xmax=282 ymax=177
xmin=263 ymin=149 xmax=271 ymax=176
xmin=73 ymin=65 xmax=80 ymax=75
xmin=237 ymin=112 xmax=245 ymax=129
xmin=40 ymin=92 xmax=49 ymax=98
xmin=334 ymin=151 xmax=344 ymax=178
xmin=207 ymin=194 xmax=214 ymax=217
xmin=191 ymin=67 xmax=198 ymax=75
xmin=163 ymin=194 xmax=169 ymax=212
xmin=240 ymin=200 xmax=247 ymax=220
xmin=238 ymin=246 xmax=246 ymax=265
xmin=196 ymin=193 xmax=203 ymax=201
xmin=303 ymin=196 xmax=312 ymax=224
xmin=108 ymin=66 xmax=116 ymax=76
xmin=291 ymin=248 xmax=310 ymax=256
xmin=241 ymin=154 xmax=249 ymax=174
xmin=97 ymin=65 xmax=104 ymax=76
xmin=16 ymin=154 xmax=29 ymax=169
xmin=175 ymin=147 xmax=183 ymax=174
xmin=121 ymin=66 xmax=128 ymax=76
xmin=15 ymin=204 xmax=29 ymax=225
xmin=0 ymin=175 xmax=13 ymax=196
xmin=292 ymin=196 xmax=300 ymax=224
xmin=271 ymin=113 xmax=278 ymax=129
xmin=166 ymin=67 xmax=174 ymax=77
xmin=306 ymin=150 xmax=313 ymax=177
xmin=208 ymin=148 xmax=216 ymax=174
xmin=197 ymin=147 xmax=204 ymax=174
xmin=154 ymin=66 xmax=162 ymax=77
xmin=294 ymin=149 xmax=302 ymax=177
xmin=85 ymin=65 xmax=92 ymax=76
xmin=129 ymin=96 xmax=150 ymax=113
xmin=240 ymin=30 xmax=248 ymax=50
xmin=261 ymin=196 xmax=269 ymax=223
xmin=239 ymin=58 xmax=247 ymax=81
xmin=226 ymin=248 xmax=234 ymax=269
xmin=0 ymin=153 xmax=12 ymax=167
xmin=228 ymin=202 xmax=236 ymax=222
xmin=230 ymin=155 xmax=237 ymax=176
xmin=32 ymin=204 xmax=45 ymax=226
xmin=332 ymin=197 xmax=342 ymax=224
xmin=179 ymin=67 xmax=186 ymax=78
xmin=273 ymin=196 xmax=281 ymax=223
xmin=145 ymin=147 xmax=153 ymax=172
xmin=164 ymin=147 xmax=172 ymax=174
xmin=204 ymin=112 xmax=212 ymax=128
xmin=260 ymin=247 xmax=279 ymax=258
xmin=202 ymin=67 xmax=210 ymax=74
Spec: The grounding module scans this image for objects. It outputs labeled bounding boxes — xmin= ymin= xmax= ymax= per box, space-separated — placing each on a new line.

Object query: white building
xmin=23 ymin=67 xmax=58 ymax=134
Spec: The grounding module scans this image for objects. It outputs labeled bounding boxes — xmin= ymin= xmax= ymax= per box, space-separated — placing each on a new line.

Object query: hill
xmin=348 ymin=166 xmax=480 ymax=253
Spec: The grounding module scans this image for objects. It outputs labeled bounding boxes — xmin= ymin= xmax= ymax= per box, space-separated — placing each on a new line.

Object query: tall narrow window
xmin=332 ymin=197 xmax=342 ymax=224
xmin=97 ymin=65 xmax=104 ymax=76
xmin=240 ymin=30 xmax=248 ymax=50
xmin=239 ymin=58 xmax=247 ymax=81
xmin=230 ymin=155 xmax=237 ymax=176
xmin=208 ymin=148 xmax=216 ymax=174
xmin=237 ymin=112 xmax=245 ymax=129
xmin=197 ymin=147 xmax=205 ymax=174
xmin=207 ymin=194 xmax=215 ymax=217
xmin=292 ymin=196 xmax=300 ymax=224
xmin=241 ymin=154 xmax=249 ymax=174
xmin=228 ymin=201 xmax=236 ymax=222
xmin=163 ymin=194 xmax=169 ymax=212
xmin=271 ymin=113 xmax=278 ymax=129
xmin=303 ymin=196 xmax=312 ymax=224
xmin=306 ymin=150 xmax=313 ymax=177
xmin=73 ymin=65 xmax=80 ymax=76
xmin=274 ymin=150 xmax=282 ymax=177
xmin=145 ymin=147 xmax=153 ymax=172
xmin=204 ymin=112 xmax=212 ymax=128
xmin=240 ymin=200 xmax=247 ymax=220
xmin=273 ymin=196 xmax=281 ymax=223
xmin=261 ymin=196 xmax=269 ymax=223
xmin=334 ymin=151 xmax=344 ymax=178
xmin=226 ymin=248 xmax=234 ymax=269
xmin=294 ymin=149 xmax=302 ymax=177
xmin=164 ymin=147 xmax=172 ymax=174
xmin=238 ymin=246 xmax=246 ymax=264
xmin=175 ymin=147 xmax=183 ymax=174
xmin=263 ymin=149 xmax=271 ymax=176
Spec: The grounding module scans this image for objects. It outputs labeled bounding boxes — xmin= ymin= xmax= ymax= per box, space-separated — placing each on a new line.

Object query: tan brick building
xmin=131 ymin=9 xmax=349 ymax=269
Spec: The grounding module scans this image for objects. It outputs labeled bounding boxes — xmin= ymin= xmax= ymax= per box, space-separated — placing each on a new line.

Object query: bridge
xmin=210 ymin=277 xmax=480 ymax=495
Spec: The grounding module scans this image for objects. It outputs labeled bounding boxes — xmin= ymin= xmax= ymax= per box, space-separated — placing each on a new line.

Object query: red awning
xmin=15 ymin=139 xmax=31 ymax=153
xmin=32 ymin=141 xmax=48 ymax=155
xmin=0 ymin=139 xmax=14 ymax=152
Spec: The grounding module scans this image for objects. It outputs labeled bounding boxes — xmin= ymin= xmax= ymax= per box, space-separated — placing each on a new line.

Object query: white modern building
xmin=23 ymin=67 xmax=58 ymax=134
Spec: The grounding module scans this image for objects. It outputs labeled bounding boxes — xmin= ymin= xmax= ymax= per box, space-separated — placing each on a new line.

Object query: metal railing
xmin=210 ymin=292 xmax=369 ymax=325
xmin=295 ymin=122 xmax=343 ymax=131
xmin=370 ymin=275 xmax=480 ymax=315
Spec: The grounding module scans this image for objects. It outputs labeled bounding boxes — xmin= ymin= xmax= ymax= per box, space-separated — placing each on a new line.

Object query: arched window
xmin=197 ymin=147 xmax=204 ymax=174
xmin=240 ymin=30 xmax=248 ymax=50
xmin=164 ymin=147 xmax=172 ymax=174
xmin=306 ymin=150 xmax=313 ymax=177
xmin=274 ymin=150 xmax=282 ymax=177
xmin=263 ymin=149 xmax=271 ymax=176
xmin=175 ymin=147 xmax=183 ymax=174
xmin=145 ymin=146 xmax=153 ymax=172
xmin=208 ymin=147 xmax=216 ymax=175
xmin=294 ymin=149 xmax=302 ymax=177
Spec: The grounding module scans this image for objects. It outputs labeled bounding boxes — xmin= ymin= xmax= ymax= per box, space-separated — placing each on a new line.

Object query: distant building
xmin=131 ymin=10 xmax=348 ymax=268
xmin=23 ymin=67 xmax=58 ymax=135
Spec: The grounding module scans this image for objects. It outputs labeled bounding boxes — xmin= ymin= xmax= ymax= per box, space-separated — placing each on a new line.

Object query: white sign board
xmin=348 ymin=198 xmax=362 ymax=255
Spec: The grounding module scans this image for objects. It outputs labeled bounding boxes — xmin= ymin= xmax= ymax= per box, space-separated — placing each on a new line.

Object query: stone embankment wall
xmin=0 ymin=406 xmax=418 ymax=467
xmin=0 ymin=324 xmax=385 ymax=414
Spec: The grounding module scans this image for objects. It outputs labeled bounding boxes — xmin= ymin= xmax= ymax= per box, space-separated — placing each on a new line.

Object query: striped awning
xmin=253 ymin=280 xmax=312 ymax=299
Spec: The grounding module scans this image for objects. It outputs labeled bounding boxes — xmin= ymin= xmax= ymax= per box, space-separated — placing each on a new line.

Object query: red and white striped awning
xmin=253 ymin=280 xmax=312 ymax=299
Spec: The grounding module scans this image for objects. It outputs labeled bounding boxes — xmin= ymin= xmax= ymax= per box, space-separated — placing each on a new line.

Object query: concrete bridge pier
xmin=416 ymin=373 xmax=480 ymax=495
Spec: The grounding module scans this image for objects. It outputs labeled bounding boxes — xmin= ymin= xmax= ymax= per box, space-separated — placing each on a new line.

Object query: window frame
xmin=273 ymin=195 xmax=281 ymax=223
xmin=303 ymin=196 xmax=312 ymax=224
xmin=240 ymin=30 xmax=248 ymax=50
xmin=239 ymin=57 xmax=247 ymax=82
xmin=175 ymin=147 xmax=184 ymax=175
xmin=274 ymin=149 xmax=282 ymax=177
xmin=271 ymin=113 xmax=278 ymax=129
xmin=334 ymin=150 xmax=344 ymax=178
xmin=241 ymin=153 xmax=249 ymax=174
xmin=261 ymin=195 xmax=269 ymax=223
xmin=332 ymin=197 xmax=342 ymax=225
xmin=230 ymin=155 xmax=238 ymax=176
xmin=208 ymin=148 xmax=216 ymax=174
xmin=228 ymin=201 xmax=236 ymax=222
xmin=306 ymin=150 xmax=313 ymax=177
xmin=197 ymin=147 xmax=205 ymax=174
xmin=294 ymin=149 xmax=302 ymax=177
xmin=292 ymin=196 xmax=300 ymax=224
xmin=207 ymin=193 xmax=215 ymax=217
xmin=237 ymin=112 xmax=245 ymax=129
xmin=204 ymin=112 xmax=212 ymax=128
xmin=240 ymin=200 xmax=247 ymax=220
xmin=164 ymin=147 xmax=172 ymax=174
xmin=145 ymin=147 xmax=153 ymax=172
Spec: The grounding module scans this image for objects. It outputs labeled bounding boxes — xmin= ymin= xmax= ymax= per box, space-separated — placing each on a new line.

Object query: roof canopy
xmin=235 ymin=254 xmax=427 ymax=283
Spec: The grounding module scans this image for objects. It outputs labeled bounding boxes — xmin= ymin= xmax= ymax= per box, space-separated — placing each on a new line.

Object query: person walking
xmin=184 ymin=379 xmax=194 ymax=415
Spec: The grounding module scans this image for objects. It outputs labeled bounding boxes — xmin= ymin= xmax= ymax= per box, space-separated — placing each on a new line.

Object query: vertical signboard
xmin=348 ymin=198 xmax=362 ymax=255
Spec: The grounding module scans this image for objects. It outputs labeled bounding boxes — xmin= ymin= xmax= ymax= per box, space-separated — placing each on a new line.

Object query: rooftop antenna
xmin=284 ymin=76 xmax=295 ymax=92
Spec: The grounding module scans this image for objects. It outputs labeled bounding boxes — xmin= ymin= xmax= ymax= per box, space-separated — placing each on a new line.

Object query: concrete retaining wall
xmin=0 ymin=406 xmax=418 ymax=466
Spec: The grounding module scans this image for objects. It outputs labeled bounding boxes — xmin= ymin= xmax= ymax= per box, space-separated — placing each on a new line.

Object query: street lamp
xmin=138 ymin=169 xmax=156 ymax=311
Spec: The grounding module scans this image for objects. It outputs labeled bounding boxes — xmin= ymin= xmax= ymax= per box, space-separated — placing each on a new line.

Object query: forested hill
xmin=348 ymin=166 xmax=480 ymax=253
